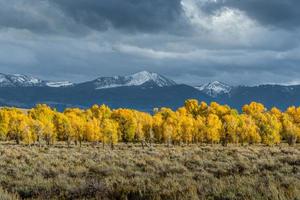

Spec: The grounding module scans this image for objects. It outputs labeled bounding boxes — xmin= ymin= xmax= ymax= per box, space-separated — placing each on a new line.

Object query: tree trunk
xmin=16 ymin=136 xmax=20 ymax=145
xmin=111 ymin=142 xmax=114 ymax=150
xmin=287 ymin=136 xmax=297 ymax=146
xmin=221 ymin=140 xmax=228 ymax=147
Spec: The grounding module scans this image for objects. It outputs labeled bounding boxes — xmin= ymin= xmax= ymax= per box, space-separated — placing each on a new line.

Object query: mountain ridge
xmin=1 ymin=71 xmax=300 ymax=111
xmin=194 ymin=81 xmax=232 ymax=97
xmin=0 ymin=71 xmax=176 ymax=89
xmin=0 ymin=73 xmax=73 ymax=88
xmin=89 ymin=71 xmax=177 ymax=89
xmin=2 ymin=71 xmax=300 ymax=92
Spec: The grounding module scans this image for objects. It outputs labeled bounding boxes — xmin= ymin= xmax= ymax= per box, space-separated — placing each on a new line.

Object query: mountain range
xmin=0 ymin=71 xmax=300 ymax=112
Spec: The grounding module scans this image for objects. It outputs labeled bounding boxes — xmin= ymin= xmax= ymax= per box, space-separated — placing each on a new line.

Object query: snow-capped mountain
xmin=0 ymin=73 xmax=45 ymax=87
xmin=3 ymin=71 xmax=300 ymax=112
xmin=0 ymin=73 xmax=73 ymax=88
xmin=195 ymin=81 xmax=232 ymax=97
xmin=45 ymin=81 xmax=73 ymax=88
xmin=92 ymin=71 xmax=177 ymax=89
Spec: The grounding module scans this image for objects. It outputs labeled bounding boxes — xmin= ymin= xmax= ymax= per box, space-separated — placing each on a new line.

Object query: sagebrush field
xmin=0 ymin=143 xmax=299 ymax=200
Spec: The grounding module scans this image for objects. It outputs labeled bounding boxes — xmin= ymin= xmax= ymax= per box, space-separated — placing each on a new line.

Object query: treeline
xmin=0 ymin=100 xmax=300 ymax=148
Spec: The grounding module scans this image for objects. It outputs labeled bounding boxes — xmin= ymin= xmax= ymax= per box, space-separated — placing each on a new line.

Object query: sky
xmin=0 ymin=0 xmax=300 ymax=86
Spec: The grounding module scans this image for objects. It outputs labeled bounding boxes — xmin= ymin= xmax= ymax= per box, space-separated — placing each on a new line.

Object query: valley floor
xmin=0 ymin=143 xmax=299 ymax=200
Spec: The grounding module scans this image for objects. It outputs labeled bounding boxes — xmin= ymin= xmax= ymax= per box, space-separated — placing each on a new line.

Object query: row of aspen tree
xmin=0 ymin=100 xmax=300 ymax=148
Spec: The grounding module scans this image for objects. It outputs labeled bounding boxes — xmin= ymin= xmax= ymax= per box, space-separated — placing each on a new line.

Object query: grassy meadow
xmin=0 ymin=143 xmax=298 ymax=200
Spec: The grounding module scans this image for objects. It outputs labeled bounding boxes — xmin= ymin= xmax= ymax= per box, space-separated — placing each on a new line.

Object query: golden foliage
xmin=0 ymin=99 xmax=300 ymax=146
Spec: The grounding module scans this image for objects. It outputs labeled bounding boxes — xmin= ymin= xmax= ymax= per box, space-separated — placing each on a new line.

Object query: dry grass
xmin=0 ymin=143 xmax=299 ymax=200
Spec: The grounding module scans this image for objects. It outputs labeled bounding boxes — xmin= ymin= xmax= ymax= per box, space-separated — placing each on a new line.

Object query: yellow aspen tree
xmin=221 ymin=114 xmax=239 ymax=146
xmin=282 ymin=113 xmax=300 ymax=145
xmin=158 ymin=108 xmax=178 ymax=145
xmin=102 ymin=118 xmax=119 ymax=149
xmin=258 ymin=113 xmax=281 ymax=145
xmin=29 ymin=104 xmax=54 ymax=121
xmin=8 ymin=111 xmax=34 ymax=144
xmin=206 ymin=114 xmax=222 ymax=143
xmin=40 ymin=117 xmax=56 ymax=145
xmin=30 ymin=119 xmax=44 ymax=145
xmin=134 ymin=112 xmax=144 ymax=142
xmin=89 ymin=104 xmax=112 ymax=120
xmin=64 ymin=109 xmax=85 ymax=147
xmin=86 ymin=105 xmax=112 ymax=145
xmin=242 ymin=102 xmax=266 ymax=116
xmin=134 ymin=112 xmax=153 ymax=147
xmin=152 ymin=113 xmax=163 ymax=143
xmin=209 ymin=102 xmax=231 ymax=117
xmin=184 ymin=99 xmax=199 ymax=117
xmin=141 ymin=113 xmax=153 ymax=145
xmin=85 ymin=118 xmax=100 ymax=143
xmin=242 ymin=102 xmax=281 ymax=145
xmin=162 ymin=121 xmax=174 ymax=146
xmin=29 ymin=104 xmax=56 ymax=145
xmin=193 ymin=116 xmax=206 ymax=143
xmin=176 ymin=108 xmax=187 ymax=144
xmin=270 ymin=107 xmax=282 ymax=120
xmin=22 ymin=118 xmax=36 ymax=145
xmin=286 ymin=106 xmax=300 ymax=124
xmin=53 ymin=112 xmax=73 ymax=146
xmin=7 ymin=111 xmax=22 ymax=144
xmin=238 ymin=114 xmax=261 ymax=144
xmin=285 ymin=106 xmax=300 ymax=144
xmin=112 ymin=109 xmax=137 ymax=142
xmin=180 ymin=115 xmax=194 ymax=144
xmin=0 ymin=109 xmax=10 ymax=140
xmin=198 ymin=101 xmax=209 ymax=116
xmin=158 ymin=108 xmax=178 ymax=146
xmin=169 ymin=112 xmax=181 ymax=144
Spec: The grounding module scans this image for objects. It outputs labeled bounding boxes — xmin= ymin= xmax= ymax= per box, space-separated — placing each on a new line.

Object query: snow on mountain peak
xmin=94 ymin=71 xmax=176 ymax=89
xmin=0 ymin=73 xmax=44 ymax=87
xmin=127 ymin=71 xmax=175 ymax=87
xmin=0 ymin=73 xmax=73 ymax=88
xmin=195 ymin=81 xmax=232 ymax=97
xmin=45 ymin=81 xmax=74 ymax=88
xmin=127 ymin=71 xmax=156 ymax=85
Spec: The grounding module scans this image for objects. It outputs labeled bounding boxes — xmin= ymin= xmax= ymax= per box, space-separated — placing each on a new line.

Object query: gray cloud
xmin=51 ymin=0 xmax=184 ymax=33
xmin=0 ymin=0 xmax=185 ymax=35
xmin=0 ymin=0 xmax=89 ymax=36
xmin=0 ymin=0 xmax=299 ymax=86
xmin=200 ymin=0 xmax=300 ymax=29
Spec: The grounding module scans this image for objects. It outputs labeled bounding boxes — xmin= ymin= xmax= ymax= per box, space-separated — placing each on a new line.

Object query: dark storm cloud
xmin=51 ymin=0 xmax=183 ymax=32
xmin=201 ymin=0 xmax=300 ymax=29
xmin=0 ymin=0 xmax=183 ymax=34
xmin=0 ymin=1 xmax=49 ymax=32
xmin=0 ymin=0 xmax=88 ymax=35
xmin=0 ymin=0 xmax=184 ymax=34
xmin=1 ymin=0 xmax=299 ymax=33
